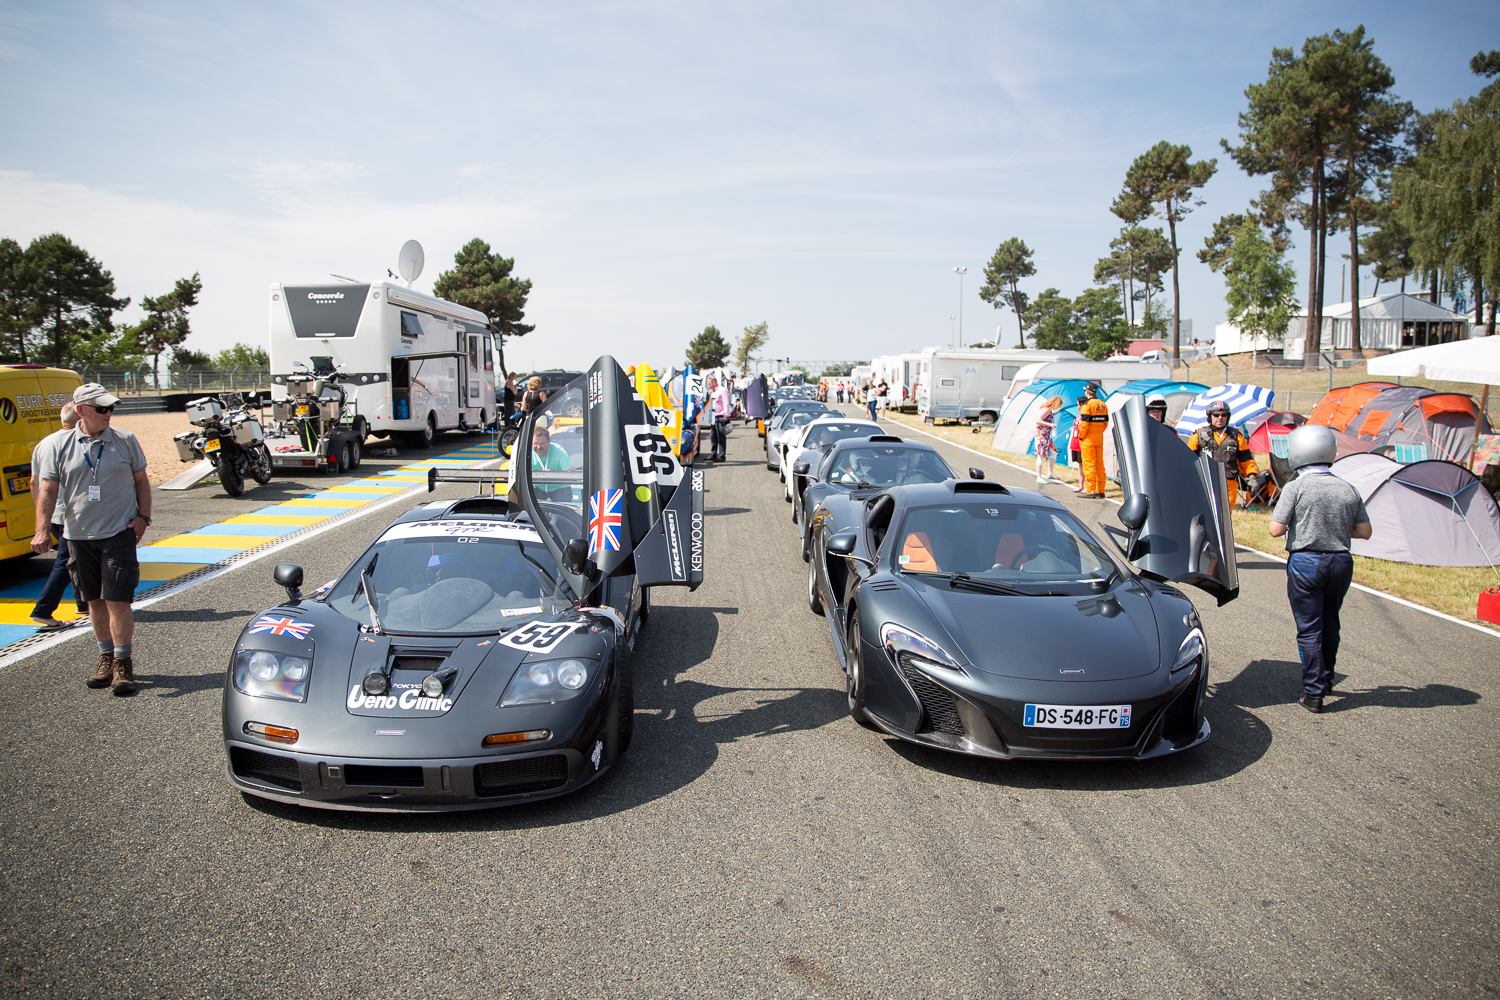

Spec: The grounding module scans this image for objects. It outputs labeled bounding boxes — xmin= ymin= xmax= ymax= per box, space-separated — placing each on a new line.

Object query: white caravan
xmin=1001 ymin=358 xmax=1173 ymax=406
xmin=917 ymin=348 xmax=1086 ymax=424
xmin=268 ymin=281 xmax=498 ymax=448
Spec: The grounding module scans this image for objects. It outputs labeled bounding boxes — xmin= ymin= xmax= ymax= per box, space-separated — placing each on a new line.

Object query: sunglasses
xmin=86 ymin=404 xmax=115 ymax=414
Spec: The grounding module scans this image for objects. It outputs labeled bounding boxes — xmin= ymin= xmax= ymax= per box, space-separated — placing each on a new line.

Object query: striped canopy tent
xmin=1102 ymin=380 xmax=1208 ymax=479
xmin=1176 ymin=383 xmax=1275 ymax=439
xmin=991 ymin=378 xmax=1092 ymax=466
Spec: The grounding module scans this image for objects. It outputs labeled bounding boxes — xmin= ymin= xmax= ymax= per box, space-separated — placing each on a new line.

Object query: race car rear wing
xmin=512 ymin=356 xmax=704 ymax=602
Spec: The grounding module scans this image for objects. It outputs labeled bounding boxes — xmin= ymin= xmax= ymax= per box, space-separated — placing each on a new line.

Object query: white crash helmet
xmin=1285 ymin=425 xmax=1337 ymax=470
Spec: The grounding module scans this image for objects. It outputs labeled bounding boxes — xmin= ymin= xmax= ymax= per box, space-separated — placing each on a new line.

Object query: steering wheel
xmin=1008 ymin=543 xmax=1065 ymax=571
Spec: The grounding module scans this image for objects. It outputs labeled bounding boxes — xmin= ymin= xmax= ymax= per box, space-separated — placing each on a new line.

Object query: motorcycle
xmin=173 ymin=392 xmax=274 ymax=497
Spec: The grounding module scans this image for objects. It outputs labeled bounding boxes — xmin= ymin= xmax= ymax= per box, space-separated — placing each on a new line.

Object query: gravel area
xmin=111 ymin=413 xmax=198 ymax=483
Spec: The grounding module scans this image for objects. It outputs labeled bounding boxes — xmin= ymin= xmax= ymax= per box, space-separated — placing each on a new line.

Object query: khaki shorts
xmin=68 ymin=528 xmax=140 ymax=603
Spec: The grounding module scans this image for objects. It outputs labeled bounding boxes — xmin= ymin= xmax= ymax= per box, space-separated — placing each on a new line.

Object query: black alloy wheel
xmin=615 ymin=647 xmax=635 ymax=754
xmin=250 ymin=444 xmax=274 ymax=484
xmin=217 ymin=452 xmax=244 ymax=496
xmin=808 ymin=558 xmax=824 ymax=616
xmin=846 ymin=609 xmax=874 ymax=727
xmin=499 ymin=426 xmax=520 ymax=457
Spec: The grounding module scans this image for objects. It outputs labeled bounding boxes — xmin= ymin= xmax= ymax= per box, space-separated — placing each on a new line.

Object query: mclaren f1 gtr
xmin=222 ymin=357 xmax=703 ymax=810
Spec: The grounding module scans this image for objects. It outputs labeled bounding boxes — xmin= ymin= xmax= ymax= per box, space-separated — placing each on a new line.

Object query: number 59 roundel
xmin=499 ymin=621 xmax=587 ymax=651
xmin=624 ymin=423 xmax=684 ymax=486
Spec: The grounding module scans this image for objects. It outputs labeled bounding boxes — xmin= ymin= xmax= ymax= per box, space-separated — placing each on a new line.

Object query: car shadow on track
xmin=241 ymin=604 xmax=846 ymax=831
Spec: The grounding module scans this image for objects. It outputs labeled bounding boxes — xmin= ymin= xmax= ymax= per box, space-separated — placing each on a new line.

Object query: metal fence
xmin=74 ymin=366 xmax=273 ymax=395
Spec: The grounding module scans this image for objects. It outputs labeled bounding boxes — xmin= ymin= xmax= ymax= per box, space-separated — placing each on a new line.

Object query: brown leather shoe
xmin=86 ymin=652 xmax=115 ymax=689
xmin=111 ymin=657 xmax=137 ymax=697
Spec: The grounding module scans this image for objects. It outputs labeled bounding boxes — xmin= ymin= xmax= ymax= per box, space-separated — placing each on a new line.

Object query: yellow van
xmin=0 ymin=366 xmax=83 ymax=560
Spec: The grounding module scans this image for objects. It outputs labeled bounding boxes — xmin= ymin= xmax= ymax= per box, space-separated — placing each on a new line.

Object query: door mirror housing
xmin=273 ymin=562 xmax=304 ymax=602
xmin=562 ymin=537 xmax=594 ymax=579
xmin=1118 ymin=493 xmax=1149 ymax=531
xmin=793 ymin=461 xmax=810 ymax=476
xmin=827 ymin=531 xmax=858 ymax=556
xmin=969 ymin=467 xmax=985 ymax=480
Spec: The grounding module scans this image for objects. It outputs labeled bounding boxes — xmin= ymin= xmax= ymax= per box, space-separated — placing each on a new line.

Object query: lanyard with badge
xmin=82 ymin=437 xmax=104 ymax=501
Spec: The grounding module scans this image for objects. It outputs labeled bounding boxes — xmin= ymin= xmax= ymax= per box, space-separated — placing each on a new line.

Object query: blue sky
xmin=1 ymin=0 xmax=1494 ymax=371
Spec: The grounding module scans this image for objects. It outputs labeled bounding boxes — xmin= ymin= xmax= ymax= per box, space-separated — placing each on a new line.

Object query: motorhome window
xmin=284 ymin=284 xmax=368 ymax=338
xmin=1001 ymin=366 xmax=1020 ymax=380
xmin=400 ymin=311 xmax=423 ymax=339
xmin=483 ymin=335 xmax=493 ymax=370
xmin=940 ymin=378 xmax=957 ymax=387
xmin=468 ymin=337 xmax=480 ymax=371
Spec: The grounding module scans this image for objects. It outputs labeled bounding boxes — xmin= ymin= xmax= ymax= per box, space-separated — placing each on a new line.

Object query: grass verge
xmin=878 ymin=409 xmax=1500 ymax=634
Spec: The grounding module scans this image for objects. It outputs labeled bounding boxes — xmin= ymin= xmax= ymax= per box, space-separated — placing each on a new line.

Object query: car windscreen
xmin=893 ymin=503 xmax=1120 ymax=590
xmin=824 ymin=446 xmax=953 ymax=487
xmin=326 ymin=522 xmax=574 ymax=634
xmin=800 ymin=422 xmax=877 ymax=451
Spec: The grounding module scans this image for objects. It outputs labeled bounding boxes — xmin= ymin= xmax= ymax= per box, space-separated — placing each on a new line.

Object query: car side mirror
xmin=969 ymin=467 xmax=985 ymax=480
xmin=562 ymin=537 xmax=595 ymax=578
xmin=1117 ymin=493 xmax=1149 ymax=560
xmin=827 ymin=531 xmax=858 ymax=556
xmin=273 ymin=562 xmax=304 ymax=602
xmin=793 ymin=461 xmax=810 ymax=476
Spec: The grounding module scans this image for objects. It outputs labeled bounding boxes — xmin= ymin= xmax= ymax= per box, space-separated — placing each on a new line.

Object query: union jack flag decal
xmin=588 ymin=488 xmax=624 ymax=555
xmin=248 ymin=615 xmax=314 ymax=640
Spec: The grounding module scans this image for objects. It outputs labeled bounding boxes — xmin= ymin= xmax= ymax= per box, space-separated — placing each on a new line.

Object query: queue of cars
xmin=782 ymin=393 xmax=1242 ymax=761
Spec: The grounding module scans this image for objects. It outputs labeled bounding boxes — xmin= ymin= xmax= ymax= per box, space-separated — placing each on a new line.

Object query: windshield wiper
xmin=356 ymin=553 xmax=384 ymax=634
xmin=946 ymin=572 xmax=1027 ymax=595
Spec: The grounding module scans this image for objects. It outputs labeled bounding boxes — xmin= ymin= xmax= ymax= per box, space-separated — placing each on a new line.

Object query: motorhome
xmin=268 ymin=281 xmax=498 ymax=448
xmin=1001 ymin=357 xmax=1173 ymax=406
xmin=917 ymin=348 xmax=1085 ymax=424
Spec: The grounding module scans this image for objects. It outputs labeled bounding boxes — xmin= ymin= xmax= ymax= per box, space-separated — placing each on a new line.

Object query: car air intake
xmin=474 ymin=754 xmax=569 ymax=797
xmin=867 ymin=435 xmax=903 ymax=442
xmin=898 ymin=656 xmax=965 ymax=736
xmin=343 ymin=764 xmax=425 ymax=787
xmin=392 ymin=656 xmax=445 ymax=674
xmin=229 ymin=747 xmax=303 ymax=792
xmin=1160 ymin=676 xmax=1201 ymax=746
xmin=953 ymin=481 xmax=1010 ymax=494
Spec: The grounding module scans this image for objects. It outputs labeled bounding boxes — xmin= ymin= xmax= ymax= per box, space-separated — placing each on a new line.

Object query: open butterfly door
xmin=513 ymin=356 xmax=704 ymax=603
xmin=1112 ymin=394 xmax=1239 ymax=606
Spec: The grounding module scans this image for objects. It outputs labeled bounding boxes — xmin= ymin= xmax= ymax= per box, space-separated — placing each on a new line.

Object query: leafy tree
xmin=21 ymin=233 xmax=129 ymax=368
xmin=1391 ymin=52 xmax=1500 ymax=335
xmin=1199 ymin=214 xmax=1248 ymax=275
xmin=0 ymin=238 xmax=31 ymax=363
xmin=735 ymin=321 xmax=769 ymax=373
xmin=1073 ymin=288 xmax=1131 ymax=360
xmin=1115 ymin=142 xmax=1216 ymax=361
xmin=1225 ymin=27 xmax=1402 ymax=366
xmin=131 ymin=273 xmax=202 ymax=390
xmin=169 ymin=348 xmax=213 ymax=371
xmin=1222 ymin=219 xmax=1299 ymax=362
xmin=1093 ymin=250 xmax=1128 ymax=320
xmin=69 ymin=327 xmax=146 ymax=370
xmin=686 ymin=325 xmax=731 ymax=369
xmin=432 ymin=239 xmax=533 ymax=375
xmin=215 ymin=342 xmax=270 ymax=369
xmin=979 ymin=238 xmax=1036 ymax=347
xmin=1024 ymin=288 xmax=1080 ymax=353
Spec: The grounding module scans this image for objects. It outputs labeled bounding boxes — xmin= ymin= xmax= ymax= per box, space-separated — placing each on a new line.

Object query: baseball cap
xmin=73 ymin=383 xmax=121 ymax=408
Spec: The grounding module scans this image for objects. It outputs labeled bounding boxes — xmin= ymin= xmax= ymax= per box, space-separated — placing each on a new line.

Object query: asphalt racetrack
xmin=1 ymin=420 xmax=1496 ymax=998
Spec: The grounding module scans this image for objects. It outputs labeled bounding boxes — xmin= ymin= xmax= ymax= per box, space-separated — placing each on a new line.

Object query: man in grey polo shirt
xmin=32 ymin=384 xmax=152 ymax=695
xmin=1268 ymin=425 xmax=1372 ymax=714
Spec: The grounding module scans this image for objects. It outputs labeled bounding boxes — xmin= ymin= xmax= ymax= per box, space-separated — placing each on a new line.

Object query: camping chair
xmin=1238 ymin=470 xmax=1278 ymax=509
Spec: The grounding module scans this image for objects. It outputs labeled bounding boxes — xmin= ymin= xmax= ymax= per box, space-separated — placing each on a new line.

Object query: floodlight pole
xmin=954 ymin=267 xmax=967 ymax=347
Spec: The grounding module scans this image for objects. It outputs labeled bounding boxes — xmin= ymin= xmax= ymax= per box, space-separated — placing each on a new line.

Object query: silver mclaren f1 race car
xmin=221 ymin=357 xmax=703 ymax=811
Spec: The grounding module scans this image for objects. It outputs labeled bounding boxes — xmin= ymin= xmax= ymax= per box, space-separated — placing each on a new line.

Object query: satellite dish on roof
xmin=397 ymin=240 xmax=424 ymax=287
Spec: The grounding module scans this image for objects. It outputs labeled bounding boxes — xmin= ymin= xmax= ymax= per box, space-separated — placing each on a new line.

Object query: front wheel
xmin=217 ymin=453 xmax=244 ymax=496
xmin=409 ymin=414 xmax=436 ymax=450
xmin=499 ymin=426 xmax=520 ymax=457
xmin=615 ymin=646 xmax=635 ymax=754
xmin=249 ymin=444 xmax=273 ymax=484
xmin=808 ymin=559 xmax=824 ymax=616
xmin=846 ymin=609 xmax=875 ymax=727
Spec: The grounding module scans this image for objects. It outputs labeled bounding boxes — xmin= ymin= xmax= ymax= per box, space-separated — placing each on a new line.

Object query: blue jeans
xmin=31 ymin=530 xmax=85 ymax=620
xmin=866 ymin=400 xmax=878 ymax=422
xmin=1286 ymin=551 xmax=1354 ymax=697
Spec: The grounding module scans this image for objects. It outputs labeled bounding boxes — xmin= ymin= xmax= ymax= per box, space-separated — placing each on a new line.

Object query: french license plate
xmin=204 ymin=438 xmax=221 ymax=452
xmin=1024 ymin=703 xmax=1131 ymax=729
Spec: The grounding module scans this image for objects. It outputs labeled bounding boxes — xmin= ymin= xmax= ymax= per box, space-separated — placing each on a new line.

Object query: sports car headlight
xmin=881 ymin=623 xmax=965 ymax=675
xmin=500 ymin=657 xmax=600 ymax=707
xmin=232 ymin=648 xmax=312 ymax=703
xmin=1172 ymin=628 xmax=1206 ymax=674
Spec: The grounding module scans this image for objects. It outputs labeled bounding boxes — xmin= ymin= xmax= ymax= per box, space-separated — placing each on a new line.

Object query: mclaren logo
xmin=0 ymin=398 xmax=14 ymax=424
xmin=1059 ymin=668 xmax=1085 ymax=675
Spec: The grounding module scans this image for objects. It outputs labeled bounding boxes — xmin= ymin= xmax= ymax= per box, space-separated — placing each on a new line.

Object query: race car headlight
xmin=881 ymin=623 xmax=965 ymax=675
xmin=500 ymin=657 xmax=600 ymax=707
xmin=1172 ymin=628 xmax=1206 ymax=674
xmin=232 ymin=648 xmax=312 ymax=703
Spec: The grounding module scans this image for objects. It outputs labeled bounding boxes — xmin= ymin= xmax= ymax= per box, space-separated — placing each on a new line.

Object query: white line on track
xmin=882 ymin=414 xmax=1500 ymax=641
xmin=0 ymin=457 xmax=505 ymax=670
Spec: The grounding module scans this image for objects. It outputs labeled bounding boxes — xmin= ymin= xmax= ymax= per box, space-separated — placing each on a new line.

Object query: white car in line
xmin=781 ymin=415 xmax=885 ymax=507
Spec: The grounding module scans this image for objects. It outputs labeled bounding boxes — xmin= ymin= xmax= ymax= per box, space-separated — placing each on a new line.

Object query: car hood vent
xmin=953 ymin=481 xmax=1010 ymax=494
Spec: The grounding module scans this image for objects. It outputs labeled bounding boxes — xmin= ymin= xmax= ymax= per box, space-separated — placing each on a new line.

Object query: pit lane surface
xmin=1 ymin=420 xmax=1496 ymax=999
